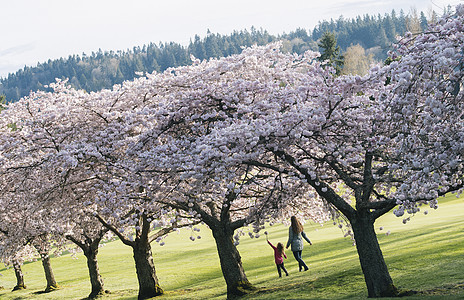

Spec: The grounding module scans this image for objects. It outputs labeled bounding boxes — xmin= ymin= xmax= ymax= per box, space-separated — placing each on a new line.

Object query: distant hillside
xmin=0 ymin=8 xmax=430 ymax=102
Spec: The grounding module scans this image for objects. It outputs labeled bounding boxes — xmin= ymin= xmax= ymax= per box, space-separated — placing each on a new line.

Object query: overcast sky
xmin=0 ymin=0 xmax=461 ymax=78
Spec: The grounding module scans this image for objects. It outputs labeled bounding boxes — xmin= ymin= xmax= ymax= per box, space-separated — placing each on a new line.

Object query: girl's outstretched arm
xmin=267 ymin=239 xmax=276 ymax=249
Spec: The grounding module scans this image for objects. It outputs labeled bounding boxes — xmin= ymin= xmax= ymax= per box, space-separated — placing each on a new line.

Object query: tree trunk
xmin=351 ymin=214 xmax=398 ymax=297
xmin=212 ymin=224 xmax=255 ymax=298
xmin=84 ymin=247 xmax=105 ymax=298
xmin=40 ymin=252 xmax=59 ymax=292
xmin=12 ymin=261 xmax=26 ymax=291
xmin=95 ymin=213 xmax=164 ymax=299
xmin=66 ymin=229 xmax=109 ymax=298
xmin=132 ymin=238 xmax=163 ymax=299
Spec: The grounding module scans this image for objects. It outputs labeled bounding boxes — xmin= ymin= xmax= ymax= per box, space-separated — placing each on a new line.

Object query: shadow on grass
xmin=249 ymin=278 xmax=317 ymax=297
xmin=418 ymin=281 xmax=464 ymax=297
xmin=76 ymin=289 xmax=112 ymax=300
xmin=100 ymin=287 xmax=226 ymax=300
xmin=240 ymin=268 xmax=361 ymax=300
xmin=378 ymin=223 xmax=464 ymax=247
xmin=242 ymin=275 xmax=464 ymax=300
xmin=33 ymin=288 xmax=58 ymax=295
xmin=160 ymin=287 xmax=209 ymax=297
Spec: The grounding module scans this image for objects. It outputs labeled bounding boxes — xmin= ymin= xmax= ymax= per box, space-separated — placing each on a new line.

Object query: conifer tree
xmin=317 ymin=31 xmax=344 ymax=75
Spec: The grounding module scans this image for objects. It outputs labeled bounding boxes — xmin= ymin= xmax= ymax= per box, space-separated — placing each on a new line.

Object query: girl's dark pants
xmin=276 ymin=262 xmax=288 ymax=277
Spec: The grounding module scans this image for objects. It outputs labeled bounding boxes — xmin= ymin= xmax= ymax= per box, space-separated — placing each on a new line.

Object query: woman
xmin=286 ymin=216 xmax=312 ymax=271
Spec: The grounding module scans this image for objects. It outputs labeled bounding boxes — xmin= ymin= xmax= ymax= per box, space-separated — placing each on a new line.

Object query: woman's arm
xmin=302 ymin=231 xmax=312 ymax=245
xmin=286 ymin=226 xmax=293 ymax=249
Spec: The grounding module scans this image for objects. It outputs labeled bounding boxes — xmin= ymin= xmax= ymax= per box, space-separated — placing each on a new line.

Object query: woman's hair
xmin=277 ymin=242 xmax=285 ymax=255
xmin=291 ymin=216 xmax=304 ymax=234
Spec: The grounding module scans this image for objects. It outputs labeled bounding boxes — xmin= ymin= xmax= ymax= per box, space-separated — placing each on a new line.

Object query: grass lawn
xmin=0 ymin=195 xmax=463 ymax=299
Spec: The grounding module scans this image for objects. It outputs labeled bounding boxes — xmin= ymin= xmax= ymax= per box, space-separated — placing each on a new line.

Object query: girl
xmin=266 ymin=233 xmax=289 ymax=277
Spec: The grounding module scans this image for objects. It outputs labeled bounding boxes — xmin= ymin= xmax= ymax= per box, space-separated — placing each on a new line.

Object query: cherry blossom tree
xmin=378 ymin=5 xmax=464 ymax=205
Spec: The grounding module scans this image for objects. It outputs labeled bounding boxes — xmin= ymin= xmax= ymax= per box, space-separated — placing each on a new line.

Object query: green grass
xmin=0 ymin=195 xmax=463 ymax=299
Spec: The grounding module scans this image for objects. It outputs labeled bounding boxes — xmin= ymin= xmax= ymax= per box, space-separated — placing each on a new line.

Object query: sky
xmin=0 ymin=0 xmax=461 ymax=78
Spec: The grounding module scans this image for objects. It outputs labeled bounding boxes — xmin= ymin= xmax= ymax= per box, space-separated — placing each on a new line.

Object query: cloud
xmin=0 ymin=43 xmax=36 ymax=57
xmin=0 ymin=43 xmax=38 ymax=77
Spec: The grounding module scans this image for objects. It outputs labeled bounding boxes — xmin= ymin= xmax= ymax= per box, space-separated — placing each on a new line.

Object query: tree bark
xmin=66 ymin=231 xmax=108 ymax=299
xmin=95 ymin=213 xmax=164 ymax=299
xmin=211 ymin=223 xmax=255 ymax=298
xmin=132 ymin=238 xmax=163 ymax=299
xmin=83 ymin=247 xmax=105 ymax=298
xmin=351 ymin=213 xmax=398 ymax=297
xmin=39 ymin=252 xmax=59 ymax=292
xmin=12 ymin=260 xmax=26 ymax=291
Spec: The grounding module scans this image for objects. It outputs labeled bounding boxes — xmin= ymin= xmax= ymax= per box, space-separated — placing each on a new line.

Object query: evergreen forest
xmin=0 ymin=8 xmax=435 ymax=102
